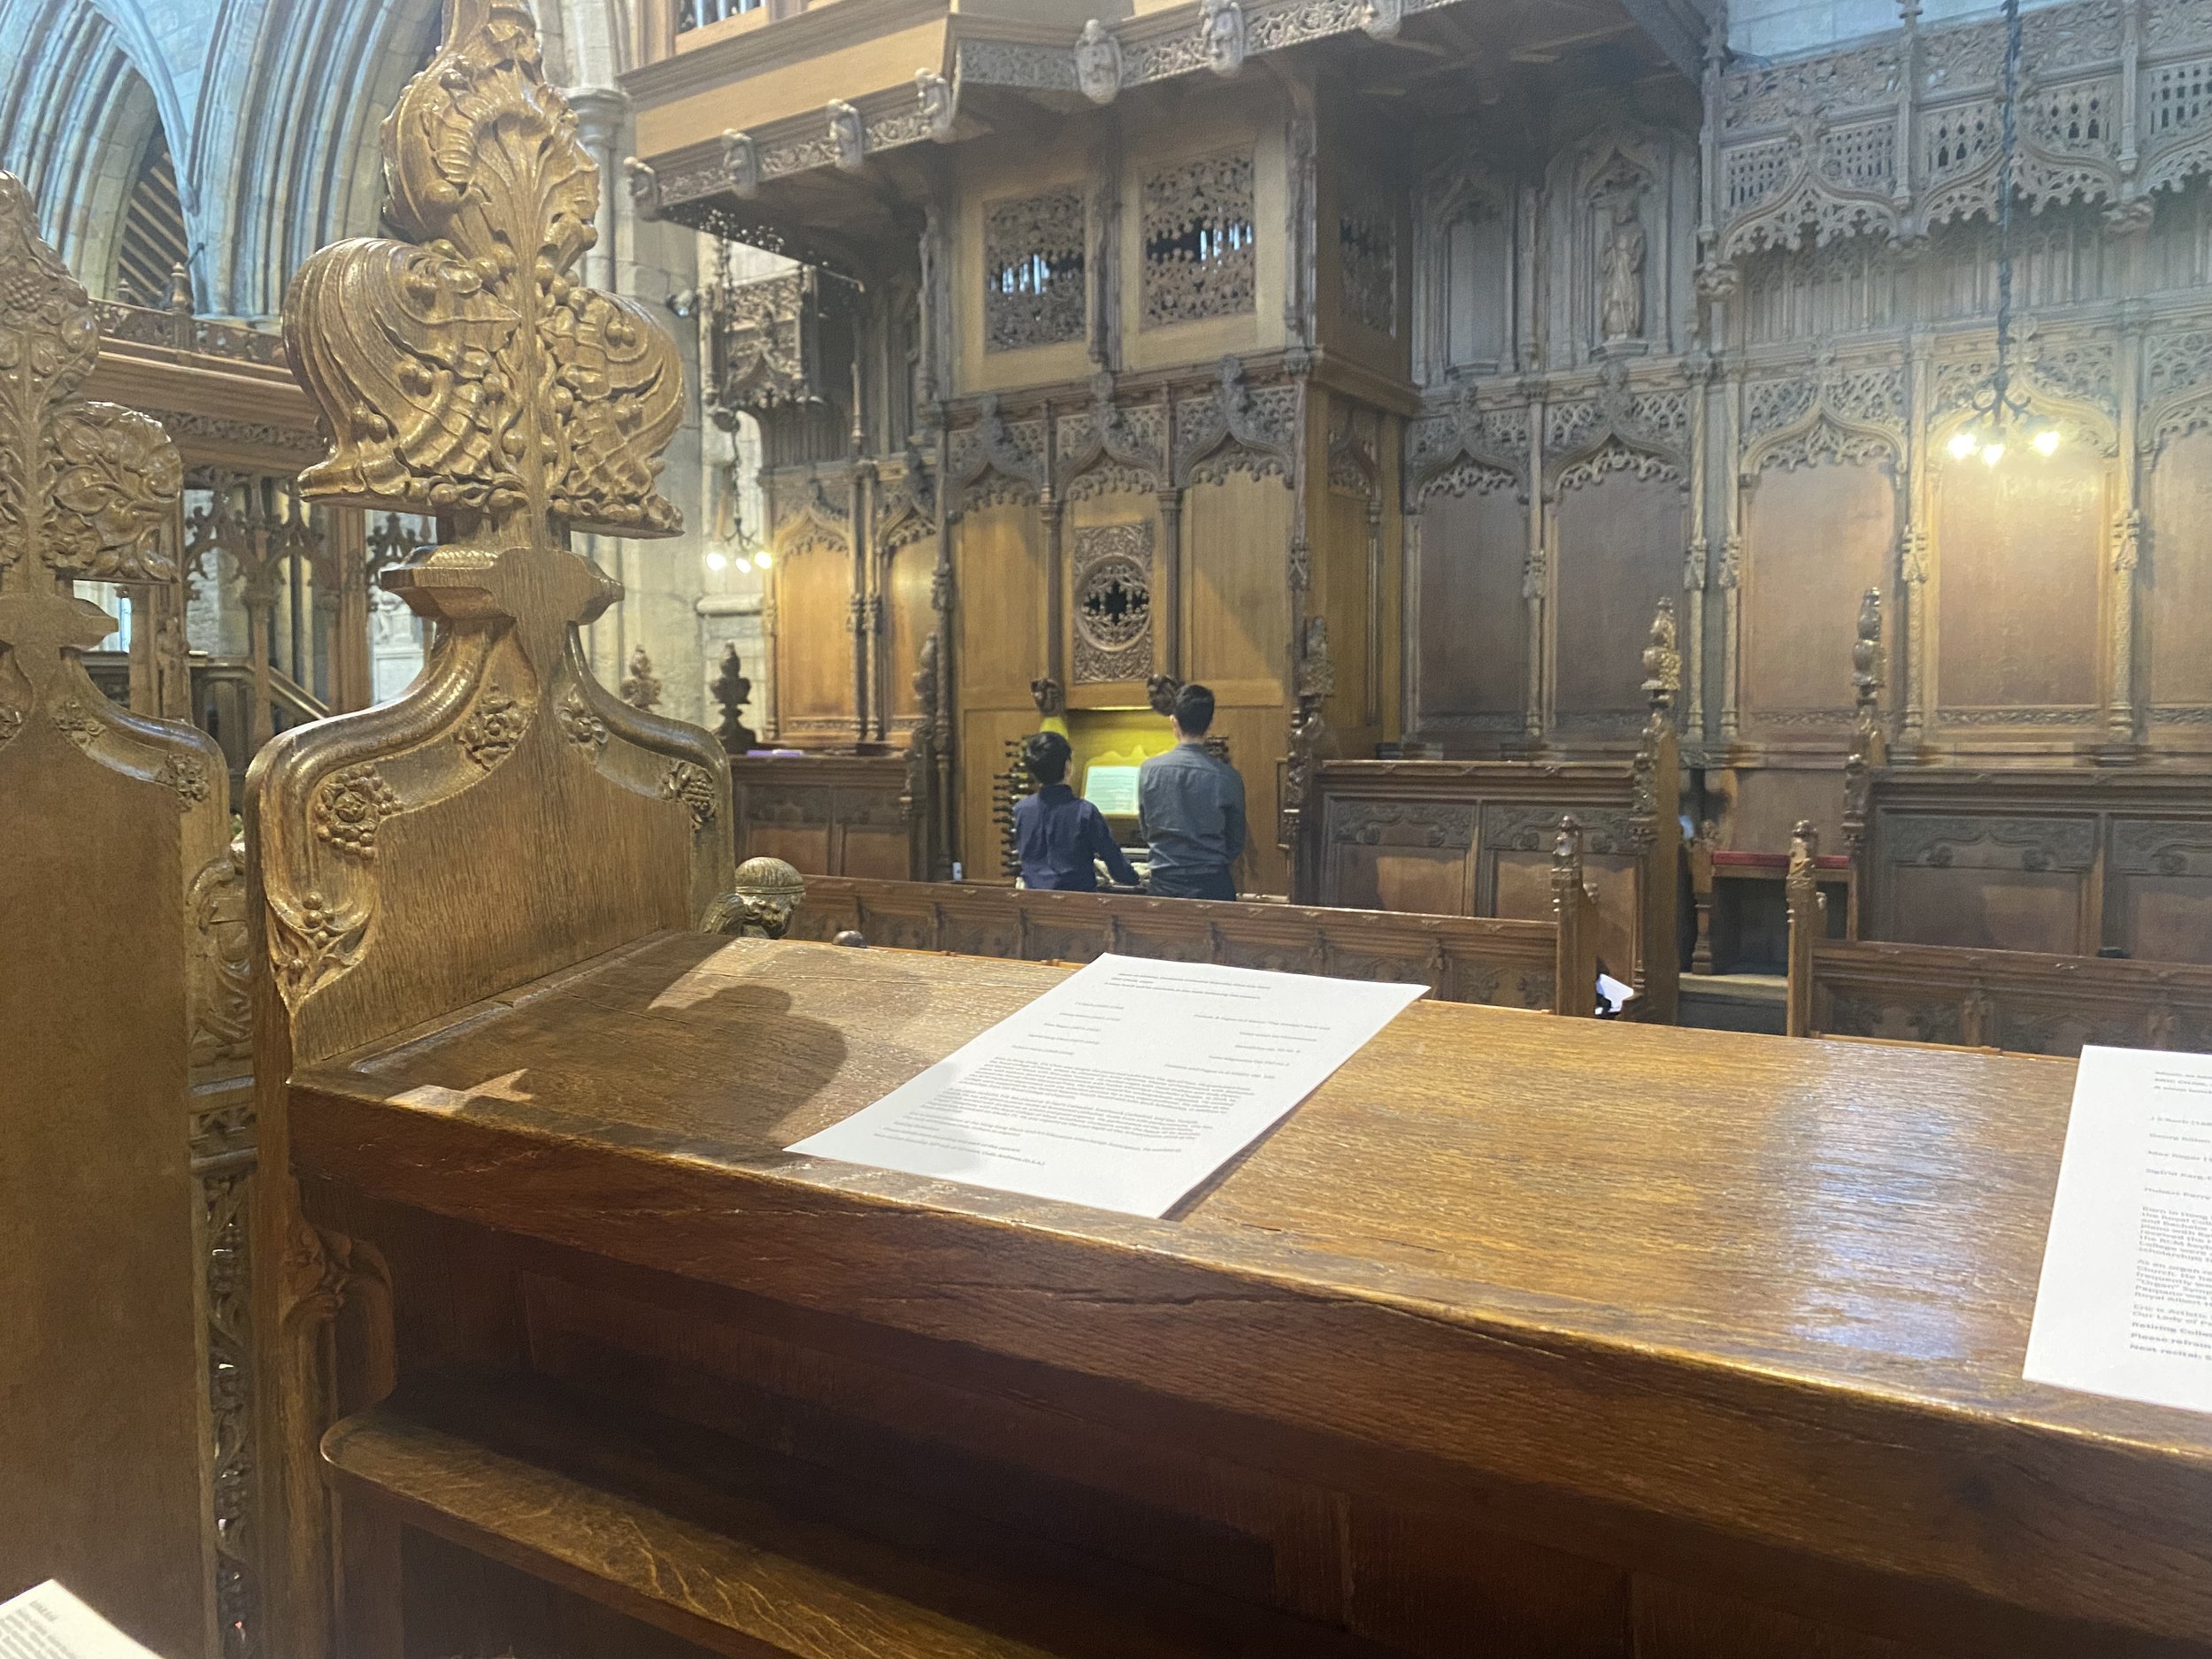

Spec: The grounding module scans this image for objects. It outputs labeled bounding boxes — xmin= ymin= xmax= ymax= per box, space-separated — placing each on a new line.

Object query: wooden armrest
xmin=324 ymin=1404 xmax=1060 ymax=1659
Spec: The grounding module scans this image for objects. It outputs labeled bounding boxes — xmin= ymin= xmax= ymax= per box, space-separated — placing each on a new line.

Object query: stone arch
xmin=0 ymin=0 xmax=173 ymax=296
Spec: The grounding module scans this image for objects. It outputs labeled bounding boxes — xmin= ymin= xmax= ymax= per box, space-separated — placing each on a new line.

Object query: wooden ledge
xmin=323 ymin=1383 xmax=1393 ymax=1659
xmin=326 ymin=1402 xmax=1068 ymax=1659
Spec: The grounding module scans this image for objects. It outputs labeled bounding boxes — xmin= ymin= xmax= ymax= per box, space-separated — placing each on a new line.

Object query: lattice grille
xmin=984 ymin=190 xmax=1087 ymax=353
xmin=1927 ymin=104 xmax=2000 ymax=176
xmin=2031 ymin=78 xmax=2113 ymax=150
xmin=1725 ymin=137 xmax=1795 ymax=211
xmin=1822 ymin=121 xmax=1896 ymax=193
xmin=2154 ymin=58 xmax=2212 ymax=133
xmin=1141 ymin=150 xmax=1256 ymax=327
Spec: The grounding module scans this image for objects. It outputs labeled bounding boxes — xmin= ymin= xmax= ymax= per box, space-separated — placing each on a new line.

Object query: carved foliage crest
xmin=285 ymin=0 xmax=683 ymax=540
xmin=0 ymin=173 xmax=181 ymax=584
xmin=258 ymin=2 xmax=728 ymax=1027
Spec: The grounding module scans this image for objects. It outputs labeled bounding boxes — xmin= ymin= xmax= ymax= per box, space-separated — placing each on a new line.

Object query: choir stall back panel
xmin=1859 ymin=769 xmax=2212 ymax=964
xmin=731 ymin=754 xmax=915 ymax=879
xmin=1305 ymin=757 xmax=1678 ymax=1009
xmin=289 ymin=934 xmax=2212 ymax=1659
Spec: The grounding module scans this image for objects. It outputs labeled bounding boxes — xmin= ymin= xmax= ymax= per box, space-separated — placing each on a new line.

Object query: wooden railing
xmin=790 ymin=818 xmax=1614 ymax=1018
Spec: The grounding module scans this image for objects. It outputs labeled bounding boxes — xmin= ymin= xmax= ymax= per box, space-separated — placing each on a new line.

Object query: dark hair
xmin=1171 ymin=682 xmax=1216 ymax=735
xmin=1023 ymin=729 xmax=1071 ymax=785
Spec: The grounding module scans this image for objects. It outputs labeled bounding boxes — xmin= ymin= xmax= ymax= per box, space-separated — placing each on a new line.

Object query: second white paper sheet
xmin=2026 ymin=1043 xmax=2212 ymax=1414
xmin=788 ymin=954 xmax=1426 ymax=1217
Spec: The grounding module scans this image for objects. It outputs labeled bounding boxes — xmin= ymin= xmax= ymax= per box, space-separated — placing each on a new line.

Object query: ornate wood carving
xmin=3 ymin=166 xmax=256 ymax=1659
xmin=1070 ymin=521 xmax=1155 ymax=683
xmin=1339 ymin=178 xmax=1398 ymax=336
xmin=984 ymin=190 xmax=1087 ymax=353
xmin=1786 ymin=820 xmax=1824 ymax=1037
xmin=247 ymin=13 xmax=733 ymax=1646
xmin=1141 ymin=151 xmax=1257 ymax=328
xmin=703 ymin=264 xmax=824 ymax=419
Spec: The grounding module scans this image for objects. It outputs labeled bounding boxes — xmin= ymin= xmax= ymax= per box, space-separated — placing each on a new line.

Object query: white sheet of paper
xmin=2025 ymin=1044 xmax=2212 ymax=1413
xmin=0 ymin=1582 xmax=165 ymax=1659
xmin=788 ymin=953 xmax=1426 ymax=1217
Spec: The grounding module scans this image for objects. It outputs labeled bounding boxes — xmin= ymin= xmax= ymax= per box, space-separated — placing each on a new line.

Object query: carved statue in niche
xmin=1075 ymin=19 xmax=1122 ymax=106
xmin=1203 ymin=0 xmax=1246 ymax=75
xmin=1600 ymin=188 xmax=1647 ymax=344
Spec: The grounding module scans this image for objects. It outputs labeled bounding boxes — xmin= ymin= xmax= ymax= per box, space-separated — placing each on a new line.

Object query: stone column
xmin=567 ymin=84 xmax=632 ymax=693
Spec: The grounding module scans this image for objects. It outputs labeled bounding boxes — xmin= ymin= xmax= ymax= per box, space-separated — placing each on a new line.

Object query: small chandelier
xmin=1947 ymin=0 xmax=2062 ymax=468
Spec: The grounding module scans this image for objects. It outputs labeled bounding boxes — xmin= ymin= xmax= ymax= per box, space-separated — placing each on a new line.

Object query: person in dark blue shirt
xmin=1013 ymin=731 xmax=1139 ymax=891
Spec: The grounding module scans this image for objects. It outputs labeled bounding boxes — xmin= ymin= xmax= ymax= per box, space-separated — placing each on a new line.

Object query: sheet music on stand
xmin=0 ymin=1583 xmax=165 ymax=1659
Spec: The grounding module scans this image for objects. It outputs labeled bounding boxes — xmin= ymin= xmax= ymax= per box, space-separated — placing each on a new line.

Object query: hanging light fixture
xmin=1947 ymin=0 xmax=2062 ymax=466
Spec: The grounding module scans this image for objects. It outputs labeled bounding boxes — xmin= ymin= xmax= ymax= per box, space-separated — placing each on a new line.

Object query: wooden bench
xmin=787 ymin=827 xmax=1608 ymax=1018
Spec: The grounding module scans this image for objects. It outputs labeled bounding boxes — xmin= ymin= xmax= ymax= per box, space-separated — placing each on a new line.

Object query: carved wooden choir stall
xmin=0 ymin=171 xmax=255 ymax=1659
xmin=31 ymin=2 xmax=2212 ymax=1657
xmin=154 ymin=12 xmax=2212 ymax=1659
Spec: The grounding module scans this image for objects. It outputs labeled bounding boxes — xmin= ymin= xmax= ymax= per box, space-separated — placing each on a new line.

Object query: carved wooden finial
xmin=0 ymin=169 xmax=187 ymax=737
xmin=1851 ymin=584 xmax=1886 ymax=754
xmin=254 ymin=0 xmax=726 ymax=1017
xmin=621 ymin=645 xmax=663 ymax=710
xmin=1785 ymin=819 xmax=1824 ymax=1037
xmin=286 ymin=0 xmax=682 ymax=552
xmin=1640 ymin=595 xmax=1680 ymax=718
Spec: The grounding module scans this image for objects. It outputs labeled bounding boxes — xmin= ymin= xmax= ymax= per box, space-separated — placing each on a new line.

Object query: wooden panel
xmin=3 ymin=728 xmax=215 ymax=1659
xmin=2146 ymin=431 xmax=2212 ymax=710
xmin=960 ymin=706 xmax=1037 ymax=883
xmin=1552 ymin=472 xmax=1684 ymax=721
xmin=0 ymin=186 xmax=235 ymax=1659
xmin=1632 ymin=1577 xmax=1945 ymax=1659
xmin=1934 ymin=449 xmax=2105 ymax=713
xmin=1805 ymin=938 xmax=2212 ymax=1056
xmin=1341 ymin=1502 xmax=1628 ymax=1659
xmin=956 ymin=504 xmax=1044 ymax=706
xmin=885 ymin=534 xmax=936 ymax=730
xmin=784 ymin=879 xmax=1565 ymax=1013
xmin=1322 ymin=484 xmax=1376 ymax=738
xmin=774 ymin=536 xmax=856 ymax=727
xmin=733 ymin=755 xmax=911 ymax=880
xmin=1209 ymin=702 xmax=1286 ymax=895
xmin=1495 ymin=849 xmax=1638 ymax=981
xmin=1416 ymin=485 xmax=1526 ymax=732
xmin=1184 ymin=473 xmax=1291 ymax=702
xmin=1743 ymin=461 xmax=1893 ymax=730
xmin=1886 ymin=866 xmax=2084 ymax=956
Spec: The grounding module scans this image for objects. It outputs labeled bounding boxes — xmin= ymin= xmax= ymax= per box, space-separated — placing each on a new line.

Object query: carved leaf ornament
xmin=259 ymin=0 xmax=726 ymax=1012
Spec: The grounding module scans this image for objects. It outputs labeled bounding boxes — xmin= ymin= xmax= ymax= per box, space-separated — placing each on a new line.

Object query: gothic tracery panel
xmin=1141 ymin=150 xmax=1256 ymax=327
xmin=984 ymin=189 xmax=1087 ymax=353
xmin=1071 ymin=521 xmax=1155 ymax=684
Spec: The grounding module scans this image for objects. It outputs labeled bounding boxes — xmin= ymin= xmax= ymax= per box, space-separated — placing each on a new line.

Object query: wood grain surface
xmin=290 ymin=933 xmax=2212 ymax=1654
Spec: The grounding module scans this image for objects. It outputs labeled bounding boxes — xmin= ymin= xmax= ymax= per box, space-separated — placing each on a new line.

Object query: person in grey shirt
xmin=1138 ymin=682 xmax=1245 ymax=902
